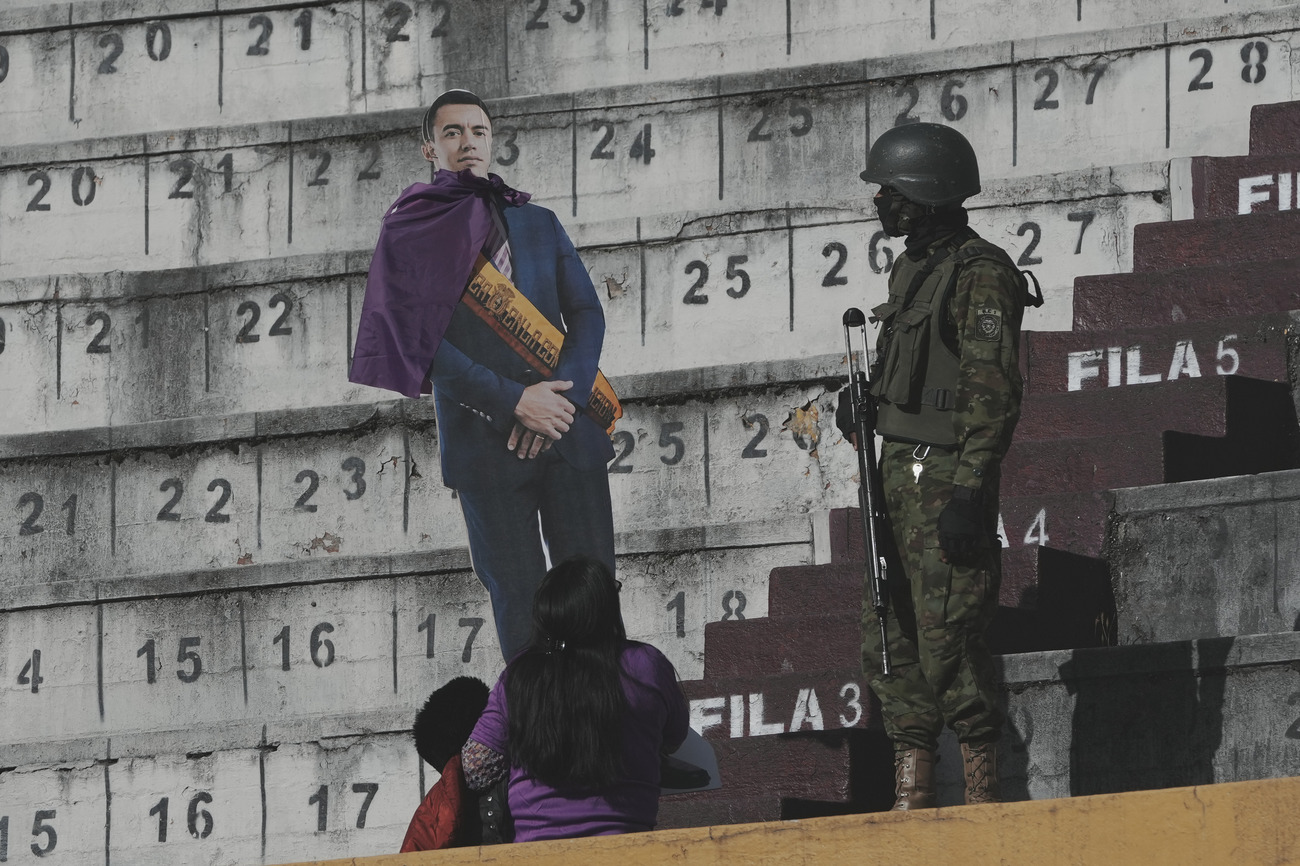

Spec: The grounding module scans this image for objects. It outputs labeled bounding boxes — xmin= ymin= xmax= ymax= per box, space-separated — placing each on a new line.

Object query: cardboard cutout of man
xmin=350 ymin=90 xmax=616 ymax=661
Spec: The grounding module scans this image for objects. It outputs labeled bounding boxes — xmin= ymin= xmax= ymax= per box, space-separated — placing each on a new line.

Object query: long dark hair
xmin=505 ymin=557 xmax=628 ymax=789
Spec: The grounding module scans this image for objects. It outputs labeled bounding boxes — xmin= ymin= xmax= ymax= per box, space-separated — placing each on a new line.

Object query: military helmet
xmin=860 ymin=122 xmax=980 ymax=207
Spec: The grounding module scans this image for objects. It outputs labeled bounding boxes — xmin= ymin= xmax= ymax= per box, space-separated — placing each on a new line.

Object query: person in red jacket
xmin=401 ymin=676 xmax=500 ymax=851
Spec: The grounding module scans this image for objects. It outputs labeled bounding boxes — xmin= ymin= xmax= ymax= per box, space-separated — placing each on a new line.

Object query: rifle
xmin=842 ymin=307 xmax=892 ymax=677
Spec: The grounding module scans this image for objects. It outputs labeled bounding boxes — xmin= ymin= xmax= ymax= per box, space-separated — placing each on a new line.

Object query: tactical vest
xmin=869 ymin=231 xmax=1024 ymax=447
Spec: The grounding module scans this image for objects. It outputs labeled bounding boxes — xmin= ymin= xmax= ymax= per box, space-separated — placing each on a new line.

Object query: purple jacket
xmin=470 ymin=642 xmax=689 ymax=842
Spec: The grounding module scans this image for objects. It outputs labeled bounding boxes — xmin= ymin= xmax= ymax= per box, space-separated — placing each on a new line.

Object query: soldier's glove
xmin=835 ymin=388 xmax=877 ymax=444
xmin=937 ymin=486 xmax=985 ymax=558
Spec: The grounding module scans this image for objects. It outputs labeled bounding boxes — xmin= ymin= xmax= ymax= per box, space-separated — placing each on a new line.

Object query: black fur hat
xmin=412 ymin=676 xmax=490 ymax=770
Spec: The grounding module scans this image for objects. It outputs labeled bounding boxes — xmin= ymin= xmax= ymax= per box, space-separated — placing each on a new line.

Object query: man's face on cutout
xmin=422 ymin=103 xmax=493 ymax=177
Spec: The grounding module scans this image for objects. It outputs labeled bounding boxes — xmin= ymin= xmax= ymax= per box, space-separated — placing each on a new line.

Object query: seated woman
xmin=462 ymin=556 xmax=689 ymax=842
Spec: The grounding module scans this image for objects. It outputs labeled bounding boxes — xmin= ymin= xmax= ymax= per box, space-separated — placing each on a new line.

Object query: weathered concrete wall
xmin=1107 ymin=469 xmax=1300 ymax=644
xmin=983 ymin=631 xmax=1300 ymax=802
xmin=8 ymin=6 xmax=1298 ymax=284
xmin=0 ymin=1 xmax=1294 ymax=146
xmin=0 ymin=70 xmax=1192 ymax=284
xmin=0 ymin=731 xmax=420 ymax=864
xmin=0 ymin=167 xmax=1164 ymax=436
xmin=5 ymin=632 xmax=1296 ymax=862
xmin=0 ymin=539 xmax=804 ymax=754
xmin=0 ymin=378 xmax=855 ymax=600
xmin=5 ymin=0 xmax=1300 ymax=860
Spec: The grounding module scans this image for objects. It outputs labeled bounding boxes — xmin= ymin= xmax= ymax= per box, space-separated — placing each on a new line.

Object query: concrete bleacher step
xmin=0 ymin=722 xmax=423 ymax=865
xmin=0 ymin=376 xmax=847 ymax=606
xmin=3 ymin=2 xmax=1298 ymax=167
xmin=1106 ymin=468 xmax=1300 ymax=644
xmin=0 ymin=64 xmax=1185 ymax=283
xmin=1 ymin=164 xmax=1164 ymax=422
xmin=0 ymin=161 xmax=1157 ymax=356
xmin=993 ymin=630 xmax=1300 ymax=800
xmin=988 ymin=546 xmax=1115 ymax=654
xmin=657 ymin=729 xmax=893 ymax=828
xmin=1071 ymin=257 xmax=1300 ymax=330
xmin=1132 ymin=209 xmax=1300 ymax=271
xmin=273 ymin=775 xmax=1300 ymax=866
xmin=9 ymin=629 xmax=1298 ymax=863
xmin=1168 ymin=96 xmax=1300 ymax=219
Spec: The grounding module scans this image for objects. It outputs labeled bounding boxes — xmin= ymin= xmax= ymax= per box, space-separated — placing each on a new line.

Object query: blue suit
xmin=431 ymin=202 xmax=616 ymax=660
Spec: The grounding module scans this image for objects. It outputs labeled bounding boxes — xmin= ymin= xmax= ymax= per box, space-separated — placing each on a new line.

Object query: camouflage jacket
xmin=871 ymin=230 xmax=1027 ymax=491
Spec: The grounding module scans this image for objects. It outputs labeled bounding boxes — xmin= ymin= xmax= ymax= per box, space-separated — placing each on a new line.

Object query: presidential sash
xmin=460 ymin=254 xmax=622 ymax=434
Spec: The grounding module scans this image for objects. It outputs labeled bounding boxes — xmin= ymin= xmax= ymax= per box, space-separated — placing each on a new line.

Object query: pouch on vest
xmin=872 ymin=305 xmax=932 ymax=407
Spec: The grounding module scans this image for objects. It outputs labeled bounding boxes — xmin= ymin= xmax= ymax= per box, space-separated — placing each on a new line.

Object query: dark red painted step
xmin=1186 ymin=154 xmax=1300 ymax=219
xmin=1070 ymin=258 xmax=1300 ymax=332
xmin=823 ymin=515 xmax=1113 ymax=654
xmin=1131 ymin=210 xmax=1300 ymax=272
xmin=999 ymin=490 xmax=1111 ymax=557
xmin=766 ymin=562 xmax=862 ymax=619
xmin=1249 ymin=100 xmax=1300 ymax=156
xmin=1022 ymin=312 xmax=1291 ymax=396
xmin=701 ymin=613 xmax=860 ymax=680
xmin=1002 ymin=431 xmax=1166 ymax=496
xmin=828 ymin=496 xmax=1109 ymax=565
xmin=681 ymin=668 xmax=882 ymax=742
xmin=1015 ymin=375 xmax=1241 ymax=441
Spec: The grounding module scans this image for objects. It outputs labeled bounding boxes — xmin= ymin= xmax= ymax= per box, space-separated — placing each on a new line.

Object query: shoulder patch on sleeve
xmin=974 ymin=307 xmax=1003 ymax=341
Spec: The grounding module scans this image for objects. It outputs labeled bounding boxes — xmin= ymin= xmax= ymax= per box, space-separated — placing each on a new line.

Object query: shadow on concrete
xmin=998 ymin=706 xmax=1033 ymax=803
xmin=1164 ymin=376 xmax=1300 ymax=482
xmin=780 ymin=728 xmax=896 ymax=818
xmin=989 ymin=548 xmax=1117 ymax=655
xmin=1060 ymin=636 xmax=1233 ymax=796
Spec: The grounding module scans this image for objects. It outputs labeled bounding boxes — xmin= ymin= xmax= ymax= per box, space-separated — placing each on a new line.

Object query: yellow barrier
xmin=279 ymin=776 xmax=1300 ymax=866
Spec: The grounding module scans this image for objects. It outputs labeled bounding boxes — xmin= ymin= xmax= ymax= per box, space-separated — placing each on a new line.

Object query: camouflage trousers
xmin=860 ymin=440 xmax=1004 ymax=752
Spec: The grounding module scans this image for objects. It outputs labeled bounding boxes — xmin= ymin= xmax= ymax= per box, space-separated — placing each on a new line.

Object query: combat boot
xmin=960 ymin=742 xmax=1000 ymax=804
xmin=890 ymin=747 xmax=936 ymax=811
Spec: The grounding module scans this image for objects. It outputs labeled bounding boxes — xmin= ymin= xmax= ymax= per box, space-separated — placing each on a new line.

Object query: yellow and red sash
xmin=460 ymin=254 xmax=622 ymax=434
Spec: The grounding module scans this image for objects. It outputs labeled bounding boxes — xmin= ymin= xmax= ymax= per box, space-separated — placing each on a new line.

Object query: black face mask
xmin=874 ymin=187 xmax=925 ymax=238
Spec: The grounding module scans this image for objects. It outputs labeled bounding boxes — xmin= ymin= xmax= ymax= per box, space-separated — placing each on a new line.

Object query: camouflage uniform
xmin=860 ymin=230 xmax=1026 ymax=752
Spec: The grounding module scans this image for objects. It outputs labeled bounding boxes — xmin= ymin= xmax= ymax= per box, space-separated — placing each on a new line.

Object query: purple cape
xmin=349 ymin=169 xmax=531 ymax=398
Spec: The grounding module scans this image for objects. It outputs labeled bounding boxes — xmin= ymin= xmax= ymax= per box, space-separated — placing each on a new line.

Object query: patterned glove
xmin=937 ymin=487 xmax=984 ymax=557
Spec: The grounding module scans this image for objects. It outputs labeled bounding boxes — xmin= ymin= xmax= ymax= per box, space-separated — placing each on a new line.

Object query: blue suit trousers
xmin=456 ymin=448 xmax=616 ymax=661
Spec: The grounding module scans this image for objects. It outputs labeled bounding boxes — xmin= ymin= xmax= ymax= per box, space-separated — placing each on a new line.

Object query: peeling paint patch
xmin=237 ymin=553 xmax=253 ymax=565
xmin=784 ymin=402 xmax=821 ymax=458
xmin=302 ymin=533 xmax=342 ymax=555
xmin=603 ymin=275 xmax=627 ymax=299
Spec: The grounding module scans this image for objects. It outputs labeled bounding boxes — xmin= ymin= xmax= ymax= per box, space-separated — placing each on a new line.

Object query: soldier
xmin=838 ymin=122 xmax=1039 ymax=809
